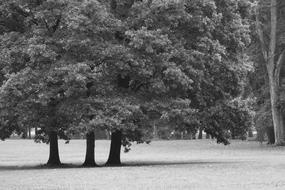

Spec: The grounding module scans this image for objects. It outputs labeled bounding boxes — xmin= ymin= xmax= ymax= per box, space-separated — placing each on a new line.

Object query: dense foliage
xmin=0 ymin=0 xmax=255 ymax=165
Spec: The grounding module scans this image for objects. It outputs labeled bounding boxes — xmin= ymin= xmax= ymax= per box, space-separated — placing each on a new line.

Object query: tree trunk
xmin=266 ymin=127 xmax=275 ymax=144
xmin=248 ymin=128 xmax=253 ymax=138
xmin=35 ymin=127 xmax=38 ymax=136
xmin=267 ymin=0 xmax=285 ymax=145
xmin=22 ymin=127 xmax=27 ymax=139
xmin=47 ymin=131 xmax=61 ymax=166
xmin=83 ymin=131 xmax=97 ymax=167
xmin=268 ymin=76 xmax=285 ymax=145
xmin=257 ymin=0 xmax=285 ymax=145
xmin=106 ymin=130 xmax=122 ymax=166
xmin=192 ymin=131 xmax=196 ymax=139
xmin=198 ymin=128 xmax=203 ymax=139
xmin=257 ymin=129 xmax=265 ymax=143
xmin=28 ymin=127 xmax=31 ymax=139
xmin=206 ymin=133 xmax=210 ymax=139
xmin=153 ymin=121 xmax=158 ymax=140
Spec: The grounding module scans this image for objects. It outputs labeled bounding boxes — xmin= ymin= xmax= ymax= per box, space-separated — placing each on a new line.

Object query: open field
xmin=0 ymin=139 xmax=285 ymax=190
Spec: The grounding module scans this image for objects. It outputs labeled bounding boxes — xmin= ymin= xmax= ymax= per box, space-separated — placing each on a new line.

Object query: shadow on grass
xmin=0 ymin=160 xmax=239 ymax=171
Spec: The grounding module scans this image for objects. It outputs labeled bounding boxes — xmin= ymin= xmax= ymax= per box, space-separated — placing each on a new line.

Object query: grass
xmin=1 ymin=139 xmax=285 ymax=190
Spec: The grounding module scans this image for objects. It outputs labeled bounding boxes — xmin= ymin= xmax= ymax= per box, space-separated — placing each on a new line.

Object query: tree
xmin=255 ymin=0 xmax=285 ymax=145
xmin=100 ymin=0 xmax=254 ymax=165
xmin=127 ymin=0 xmax=253 ymax=141
xmin=0 ymin=0 xmax=122 ymax=166
xmin=0 ymin=0 xmax=255 ymax=167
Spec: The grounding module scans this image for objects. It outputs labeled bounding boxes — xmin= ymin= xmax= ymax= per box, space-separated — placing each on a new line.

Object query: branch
xmin=51 ymin=16 xmax=61 ymax=33
xmin=255 ymin=3 xmax=268 ymax=62
xmin=269 ymin=0 xmax=277 ymax=63
xmin=43 ymin=19 xmax=51 ymax=33
xmin=274 ymin=49 xmax=285 ymax=85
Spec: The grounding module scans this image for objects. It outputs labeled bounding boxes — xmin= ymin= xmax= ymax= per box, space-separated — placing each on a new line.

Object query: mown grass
xmin=0 ymin=139 xmax=285 ymax=190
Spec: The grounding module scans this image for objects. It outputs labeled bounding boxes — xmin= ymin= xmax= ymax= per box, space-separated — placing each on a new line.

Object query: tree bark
xmin=198 ymin=128 xmax=203 ymax=139
xmin=83 ymin=131 xmax=97 ymax=167
xmin=106 ymin=130 xmax=122 ymax=166
xmin=268 ymin=74 xmax=285 ymax=144
xmin=47 ymin=131 xmax=61 ymax=166
xmin=257 ymin=0 xmax=285 ymax=145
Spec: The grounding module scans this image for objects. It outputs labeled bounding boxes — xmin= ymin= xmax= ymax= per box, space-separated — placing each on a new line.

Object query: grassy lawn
xmin=0 ymin=139 xmax=285 ymax=190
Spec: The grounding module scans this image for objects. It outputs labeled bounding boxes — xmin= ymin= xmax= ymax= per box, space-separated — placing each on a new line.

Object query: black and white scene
xmin=0 ymin=0 xmax=285 ymax=189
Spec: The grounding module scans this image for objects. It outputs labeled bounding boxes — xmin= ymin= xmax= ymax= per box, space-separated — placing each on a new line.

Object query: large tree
xmin=100 ymin=0 xmax=254 ymax=165
xmin=0 ymin=0 xmax=123 ymax=166
xmin=0 ymin=0 xmax=254 ymax=167
xmin=255 ymin=0 xmax=285 ymax=145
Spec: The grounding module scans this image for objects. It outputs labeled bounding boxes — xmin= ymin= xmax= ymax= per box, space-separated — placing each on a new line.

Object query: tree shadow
xmin=0 ymin=160 xmax=240 ymax=171
xmin=119 ymin=160 xmax=238 ymax=167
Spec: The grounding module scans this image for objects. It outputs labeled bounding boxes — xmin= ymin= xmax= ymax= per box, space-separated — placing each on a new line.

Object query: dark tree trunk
xmin=153 ymin=121 xmax=158 ymax=140
xmin=35 ymin=127 xmax=38 ymax=136
xmin=47 ymin=131 xmax=61 ymax=166
xmin=206 ymin=133 xmax=210 ymax=139
xmin=248 ymin=128 xmax=253 ymax=138
xmin=198 ymin=129 xmax=203 ymax=139
xmin=257 ymin=129 xmax=265 ymax=143
xmin=28 ymin=127 xmax=31 ymax=139
xmin=83 ymin=131 xmax=97 ymax=167
xmin=106 ymin=130 xmax=122 ymax=166
xmin=22 ymin=127 xmax=27 ymax=139
xmin=266 ymin=127 xmax=275 ymax=144
xmin=192 ymin=132 xmax=196 ymax=139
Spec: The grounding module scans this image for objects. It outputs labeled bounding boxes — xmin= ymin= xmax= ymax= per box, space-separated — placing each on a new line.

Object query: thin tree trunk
xmin=106 ymin=130 xmax=122 ymax=166
xmin=248 ymin=128 xmax=253 ymax=138
xmin=153 ymin=121 xmax=158 ymax=140
xmin=47 ymin=131 xmax=61 ymax=166
xmin=198 ymin=128 xmax=203 ymax=139
xmin=83 ymin=131 xmax=97 ymax=167
xmin=28 ymin=127 xmax=31 ymax=139
xmin=22 ymin=127 xmax=27 ymax=139
xmin=192 ymin=131 xmax=196 ymax=139
xmin=206 ymin=133 xmax=210 ymax=139
xmin=268 ymin=76 xmax=285 ymax=144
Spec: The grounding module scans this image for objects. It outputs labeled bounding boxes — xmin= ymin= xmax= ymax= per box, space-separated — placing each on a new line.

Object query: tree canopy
xmin=0 ymin=0 xmax=256 ymax=166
